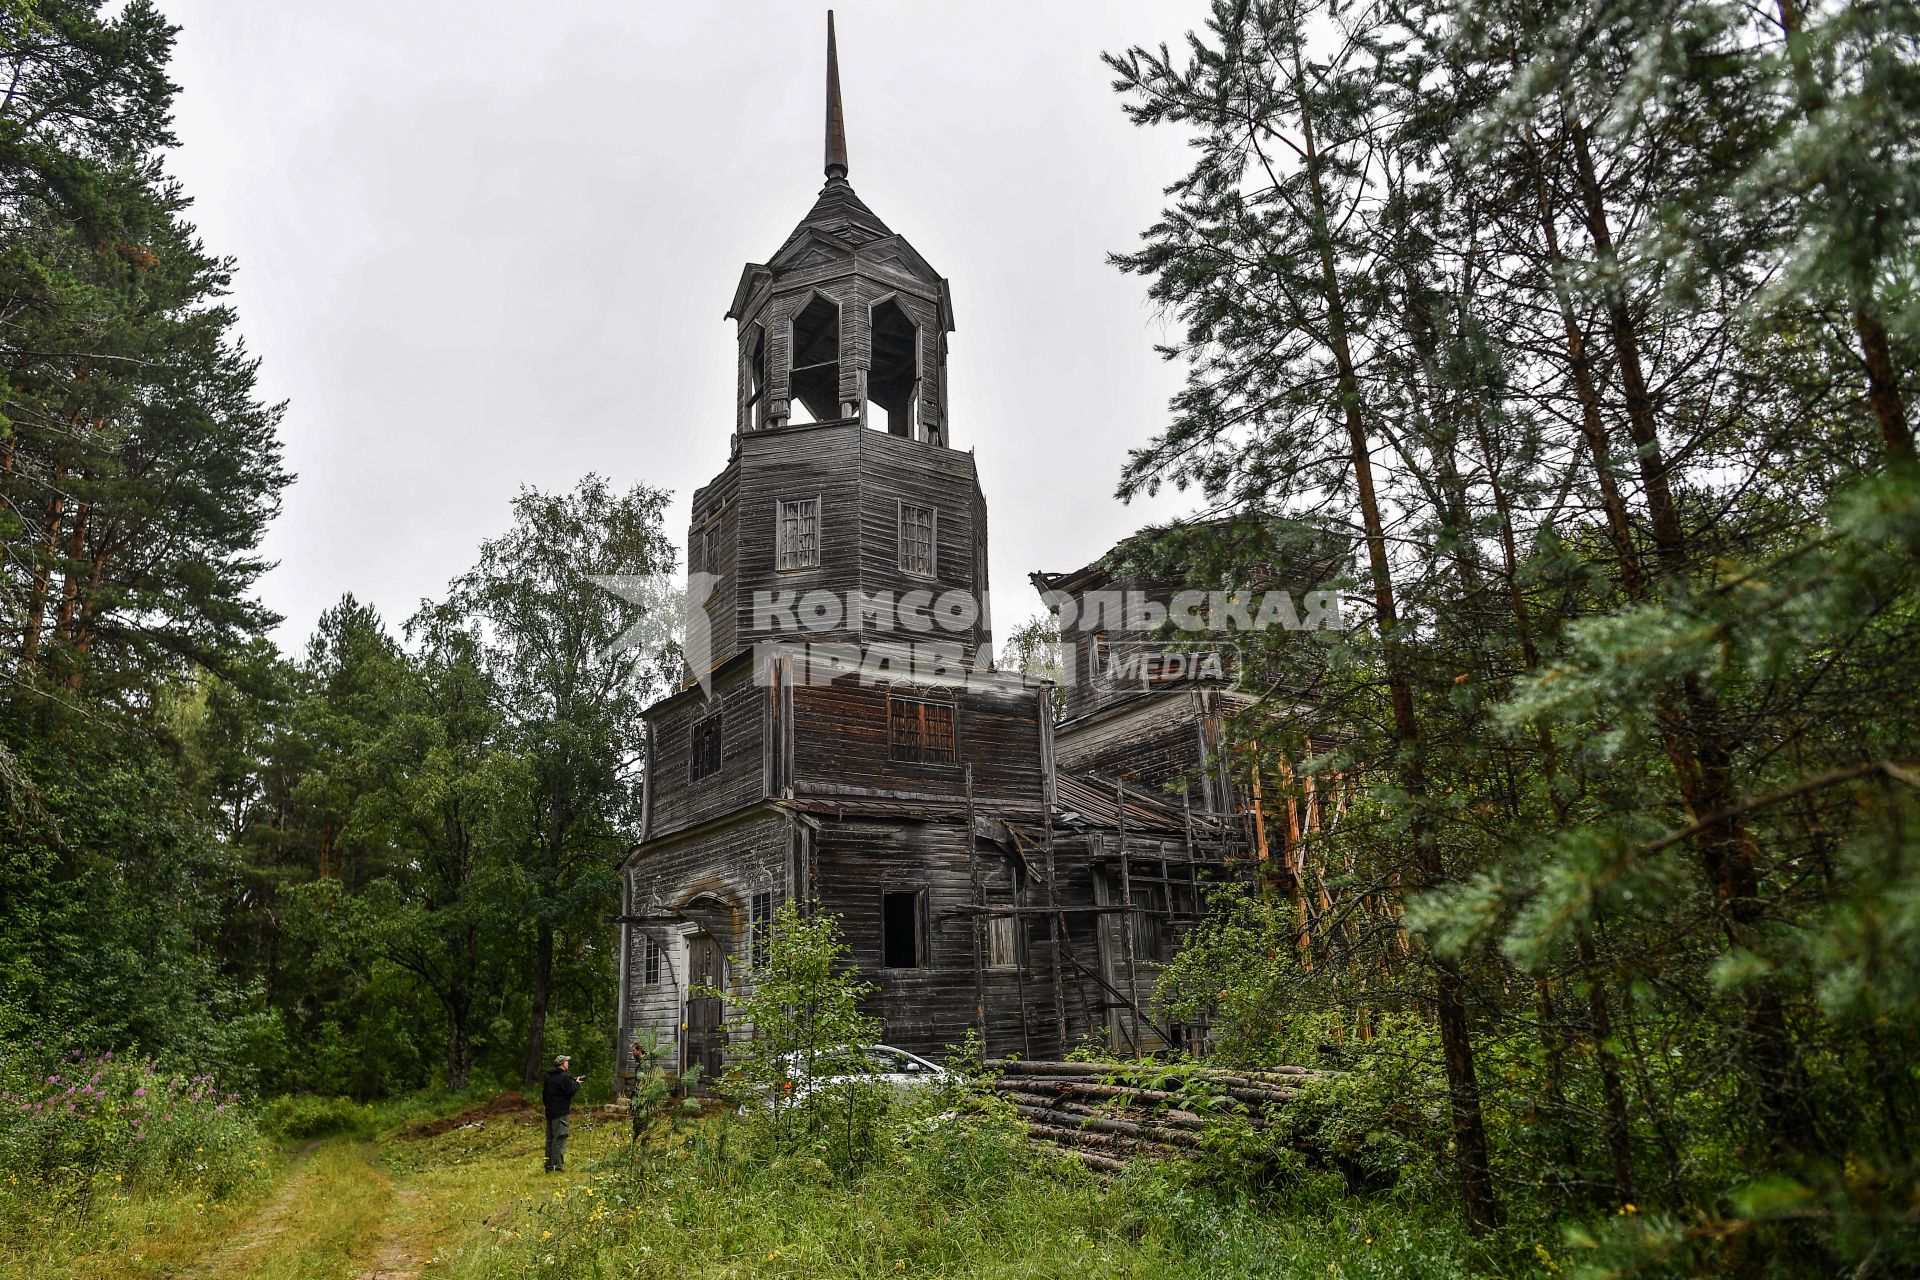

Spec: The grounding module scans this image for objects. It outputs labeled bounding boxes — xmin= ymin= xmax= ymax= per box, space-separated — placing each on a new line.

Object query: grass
xmin=0 ymin=1091 xmax=1507 ymax=1280
xmin=425 ymin=1104 xmax=1494 ymax=1280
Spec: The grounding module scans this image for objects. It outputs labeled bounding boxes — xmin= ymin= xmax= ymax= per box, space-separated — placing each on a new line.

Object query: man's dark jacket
xmin=542 ymin=1068 xmax=580 ymax=1120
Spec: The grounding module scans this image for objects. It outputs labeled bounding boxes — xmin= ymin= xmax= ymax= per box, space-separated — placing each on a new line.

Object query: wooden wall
xmin=688 ymin=464 xmax=741 ymax=675
xmin=812 ymin=815 xmax=1102 ymax=1061
xmin=623 ymin=810 xmax=798 ymax=1072
xmin=789 ymin=668 xmax=1045 ymax=812
xmin=694 ymin=421 xmax=989 ymax=665
xmin=643 ymin=660 xmax=769 ymax=841
xmin=1056 ymin=690 xmax=1241 ymax=815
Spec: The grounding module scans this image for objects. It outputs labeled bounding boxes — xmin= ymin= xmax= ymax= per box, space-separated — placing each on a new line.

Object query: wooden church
xmin=614 ymin=17 xmax=1274 ymax=1083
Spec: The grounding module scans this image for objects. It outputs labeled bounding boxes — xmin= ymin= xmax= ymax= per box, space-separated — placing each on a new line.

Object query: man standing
xmin=542 ymin=1053 xmax=583 ymax=1172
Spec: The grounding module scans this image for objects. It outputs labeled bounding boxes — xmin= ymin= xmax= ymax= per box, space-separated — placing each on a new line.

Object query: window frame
xmin=879 ymin=885 xmax=929 ymax=970
xmin=749 ymin=889 xmax=776 ymax=970
xmin=896 ymin=500 xmax=937 ymax=578
xmin=643 ymin=933 xmax=663 ymax=986
xmin=986 ymin=914 xmax=1018 ymax=969
xmin=774 ymin=495 xmax=821 ymax=572
xmin=886 ymin=691 xmax=957 ymax=767
xmin=1089 ymin=631 xmax=1111 ymax=679
xmin=689 ymin=710 xmax=723 ymax=782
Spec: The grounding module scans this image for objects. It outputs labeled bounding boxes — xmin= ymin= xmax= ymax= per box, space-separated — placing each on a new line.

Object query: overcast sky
xmin=159 ymin=0 xmax=1212 ymax=653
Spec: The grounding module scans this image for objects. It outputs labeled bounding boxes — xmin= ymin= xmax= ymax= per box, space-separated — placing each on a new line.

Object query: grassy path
xmin=180 ymin=1100 xmax=614 ymax=1280
xmin=0 ymin=1096 xmax=620 ymax=1280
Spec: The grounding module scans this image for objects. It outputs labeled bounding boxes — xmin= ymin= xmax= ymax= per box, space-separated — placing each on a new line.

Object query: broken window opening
xmin=776 ymin=497 xmax=820 ymax=570
xmin=689 ymin=712 xmax=722 ymax=781
xmin=882 ymin=888 xmax=927 ymax=968
xmin=1089 ymin=632 xmax=1111 ymax=679
xmin=788 ymin=294 xmax=841 ymax=424
xmin=867 ymin=297 xmax=920 ymax=437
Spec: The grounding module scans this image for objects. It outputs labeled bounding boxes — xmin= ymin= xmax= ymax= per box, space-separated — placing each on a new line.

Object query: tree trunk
xmin=20 ymin=481 xmax=66 ymax=662
xmin=1578 ymin=933 xmax=1637 ymax=1206
xmin=448 ymin=994 xmax=473 ymax=1093
xmin=1772 ymin=0 xmax=1914 ymax=463
xmin=1294 ymin=45 xmax=1500 ymax=1232
xmin=1565 ymin=113 xmax=1825 ymax=1163
xmin=523 ymin=919 xmax=554 ymax=1086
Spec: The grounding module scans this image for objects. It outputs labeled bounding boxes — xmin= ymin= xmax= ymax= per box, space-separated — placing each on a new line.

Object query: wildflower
xmin=541 ymin=1230 xmax=553 ymax=1240
xmin=133 ymin=1088 xmax=146 ymax=1098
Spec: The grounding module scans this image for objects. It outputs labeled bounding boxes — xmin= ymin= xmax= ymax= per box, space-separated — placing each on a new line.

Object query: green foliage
xmin=1104 ymin=0 xmax=1920 ymax=1266
xmin=259 ymin=1094 xmax=378 ymax=1142
xmin=450 ymin=1104 xmax=1487 ymax=1280
xmin=0 ymin=1042 xmax=264 ymax=1222
xmin=724 ymin=899 xmax=890 ymax=1175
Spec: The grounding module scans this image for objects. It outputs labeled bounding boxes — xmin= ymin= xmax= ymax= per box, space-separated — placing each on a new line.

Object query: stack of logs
xmin=983 ymin=1059 xmax=1325 ymax=1173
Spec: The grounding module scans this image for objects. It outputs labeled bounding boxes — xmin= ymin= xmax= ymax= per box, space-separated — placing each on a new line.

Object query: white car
xmin=764 ymin=1044 xmax=951 ymax=1106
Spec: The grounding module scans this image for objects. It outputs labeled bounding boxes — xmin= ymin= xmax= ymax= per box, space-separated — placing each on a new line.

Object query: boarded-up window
xmin=898 ymin=502 xmax=936 ymax=577
xmin=1132 ymin=881 xmax=1171 ymax=963
xmin=776 ymin=497 xmax=819 ymax=570
xmin=882 ymin=888 xmax=926 ymax=968
xmin=643 ymin=934 xmax=662 ymax=985
xmin=689 ymin=713 xmax=722 ymax=781
xmin=888 ymin=695 xmax=955 ymax=765
xmin=1089 ymin=632 xmax=1110 ymax=678
xmin=987 ymin=915 xmax=1017 ymax=968
xmin=750 ymin=889 xmax=775 ymax=969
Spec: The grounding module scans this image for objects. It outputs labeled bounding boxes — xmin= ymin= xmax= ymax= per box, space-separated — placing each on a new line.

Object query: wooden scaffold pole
xmin=1116 ymin=776 xmax=1142 ymax=1059
xmin=966 ymin=764 xmax=987 ymax=1054
xmin=1041 ymin=800 xmax=1070 ymax=1054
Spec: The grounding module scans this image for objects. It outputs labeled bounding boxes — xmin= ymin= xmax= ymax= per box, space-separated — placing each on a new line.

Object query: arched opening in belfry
xmin=868 ymin=297 xmax=920 ymax=438
xmin=788 ymin=294 xmax=841 ymax=424
xmin=744 ymin=324 xmax=768 ymax=430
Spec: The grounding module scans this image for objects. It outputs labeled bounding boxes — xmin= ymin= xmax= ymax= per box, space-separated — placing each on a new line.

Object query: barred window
xmin=776 ymin=497 xmax=819 ymax=570
xmin=643 ymin=934 xmax=663 ymax=986
xmin=898 ymin=502 xmax=936 ymax=577
xmin=690 ymin=713 xmax=722 ymax=781
xmin=750 ymin=890 xmax=775 ymax=969
xmin=888 ymin=695 xmax=955 ymax=765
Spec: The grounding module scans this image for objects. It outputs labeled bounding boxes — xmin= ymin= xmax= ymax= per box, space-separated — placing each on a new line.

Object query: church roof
xmin=724 ymin=13 xmax=954 ymax=330
xmin=779 ymin=178 xmax=894 ymax=253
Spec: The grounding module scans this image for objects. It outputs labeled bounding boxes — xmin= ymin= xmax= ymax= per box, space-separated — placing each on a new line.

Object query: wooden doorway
xmin=682 ymin=932 xmax=726 ymax=1082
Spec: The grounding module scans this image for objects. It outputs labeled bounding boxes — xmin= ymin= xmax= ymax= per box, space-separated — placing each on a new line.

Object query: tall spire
xmin=824 ymin=11 xmax=849 ymax=181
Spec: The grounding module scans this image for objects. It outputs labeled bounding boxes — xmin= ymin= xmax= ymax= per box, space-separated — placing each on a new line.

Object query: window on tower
xmin=898 ymin=502 xmax=935 ymax=577
xmin=788 ymin=293 xmax=841 ymax=423
xmin=689 ymin=712 xmax=722 ymax=781
xmin=868 ymin=297 xmax=920 ymax=438
xmin=776 ymin=497 xmax=819 ymax=570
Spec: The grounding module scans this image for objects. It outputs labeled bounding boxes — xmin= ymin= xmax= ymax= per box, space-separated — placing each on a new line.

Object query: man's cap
xmin=554 ymin=1054 xmax=571 ymax=1066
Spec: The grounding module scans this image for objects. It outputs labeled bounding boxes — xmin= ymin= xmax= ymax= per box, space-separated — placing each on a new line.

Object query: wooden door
xmin=682 ymin=933 xmax=726 ymax=1083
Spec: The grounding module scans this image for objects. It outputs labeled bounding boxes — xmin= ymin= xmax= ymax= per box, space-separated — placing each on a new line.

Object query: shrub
xmin=261 ymin=1093 xmax=378 ymax=1140
xmin=0 ymin=1041 xmax=262 ymax=1200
